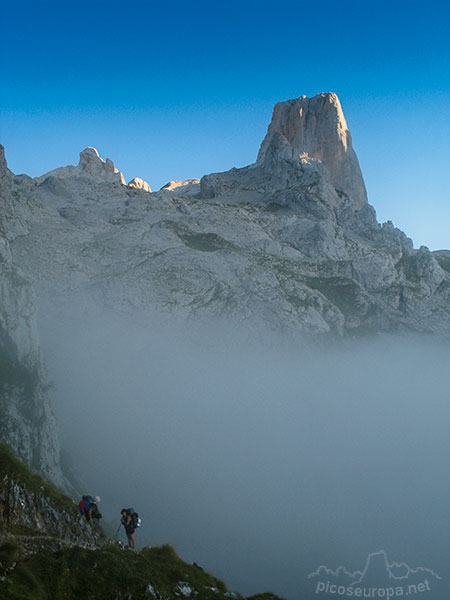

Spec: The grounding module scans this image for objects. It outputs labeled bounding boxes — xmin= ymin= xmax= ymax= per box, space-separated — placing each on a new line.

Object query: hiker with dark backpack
xmin=90 ymin=496 xmax=103 ymax=525
xmin=79 ymin=495 xmax=102 ymax=528
xmin=120 ymin=508 xmax=140 ymax=548
xmin=120 ymin=508 xmax=136 ymax=548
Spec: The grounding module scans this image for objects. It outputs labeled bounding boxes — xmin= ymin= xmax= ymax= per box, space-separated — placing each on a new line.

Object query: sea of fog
xmin=39 ymin=306 xmax=450 ymax=600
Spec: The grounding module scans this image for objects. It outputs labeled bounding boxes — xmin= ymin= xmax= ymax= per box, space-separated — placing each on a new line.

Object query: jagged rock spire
xmin=0 ymin=144 xmax=6 ymax=170
xmin=257 ymin=93 xmax=367 ymax=209
xmin=77 ymin=147 xmax=126 ymax=184
xmin=0 ymin=144 xmax=12 ymax=178
xmin=34 ymin=147 xmax=126 ymax=185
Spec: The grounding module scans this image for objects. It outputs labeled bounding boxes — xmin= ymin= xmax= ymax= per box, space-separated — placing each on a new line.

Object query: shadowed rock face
xmin=257 ymin=93 xmax=368 ymax=209
xmin=0 ymin=145 xmax=7 ymax=173
xmin=0 ymin=147 xmax=67 ymax=488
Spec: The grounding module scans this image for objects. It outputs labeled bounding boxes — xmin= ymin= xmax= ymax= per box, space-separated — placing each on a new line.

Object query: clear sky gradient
xmin=1 ymin=0 xmax=449 ymax=249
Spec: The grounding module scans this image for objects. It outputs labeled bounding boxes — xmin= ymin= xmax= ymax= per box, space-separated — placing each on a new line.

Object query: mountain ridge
xmin=0 ymin=92 xmax=448 ymax=344
xmin=0 ymin=91 xmax=449 ymax=481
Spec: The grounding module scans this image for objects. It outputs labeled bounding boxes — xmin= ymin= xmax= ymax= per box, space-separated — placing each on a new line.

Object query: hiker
xmin=79 ymin=495 xmax=102 ymax=526
xmin=121 ymin=508 xmax=137 ymax=548
xmin=90 ymin=496 xmax=103 ymax=525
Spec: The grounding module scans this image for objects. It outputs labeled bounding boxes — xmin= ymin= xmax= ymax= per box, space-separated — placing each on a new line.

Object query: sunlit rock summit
xmin=200 ymin=93 xmax=367 ymax=211
xmin=1 ymin=92 xmax=450 ymax=475
xmin=257 ymin=93 xmax=367 ymax=209
xmin=128 ymin=176 xmax=151 ymax=192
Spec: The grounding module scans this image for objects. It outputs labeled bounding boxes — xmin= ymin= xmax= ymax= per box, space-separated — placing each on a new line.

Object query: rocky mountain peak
xmin=0 ymin=143 xmax=11 ymax=178
xmin=128 ymin=176 xmax=152 ymax=192
xmin=0 ymin=144 xmax=6 ymax=170
xmin=257 ymin=92 xmax=368 ymax=209
xmin=77 ymin=147 xmax=126 ymax=184
xmin=78 ymin=146 xmax=101 ymax=165
xmin=34 ymin=147 xmax=126 ymax=185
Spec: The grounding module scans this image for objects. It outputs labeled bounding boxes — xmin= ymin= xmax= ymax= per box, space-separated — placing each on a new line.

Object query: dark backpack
xmin=91 ymin=503 xmax=102 ymax=520
xmin=126 ymin=507 xmax=141 ymax=528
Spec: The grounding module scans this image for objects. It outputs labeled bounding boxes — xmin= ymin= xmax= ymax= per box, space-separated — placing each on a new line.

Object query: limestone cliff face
xmin=0 ymin=146 xmax=66 ymax=488
xmin=257 ymin=93 xmax=368 ymax=209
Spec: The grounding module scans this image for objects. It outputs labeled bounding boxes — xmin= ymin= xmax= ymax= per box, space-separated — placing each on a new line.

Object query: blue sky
xmin=1 ymin=0 xmax=449 ymax=249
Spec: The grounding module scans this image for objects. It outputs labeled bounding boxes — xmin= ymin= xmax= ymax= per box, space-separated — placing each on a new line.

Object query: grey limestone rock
xmin=0 ymin=147 xmax=67 ymax=488
xmin=35 ymin=147 xmax=126 ymax=186
xmin=257 ymin=93 xmax=368 ymax=209
xmin=128 ymin=177 xmax=152 ymax=192
xmin=0 ymin=474 xmax=104 ymax=547
xmin=160 ymin=179 xmax=200 ymax=197
xmin=199 ymin=93 xmax=367 ymax=214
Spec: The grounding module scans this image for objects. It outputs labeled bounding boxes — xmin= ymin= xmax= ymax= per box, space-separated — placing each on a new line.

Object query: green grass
xmin=178 ymin=232 xmax=234 ymax=252
xmin=0 ymin=540 xmax=21 ymax=569
xmin=1 ymin=544 xmax=236 ymax=600
xmin=163 ymin=220 xmax=235 ymax=253
xmin=303 ymin=276 xmax=361 ymax=316
xmin=0 ymin=522 xmax=48 ymax=538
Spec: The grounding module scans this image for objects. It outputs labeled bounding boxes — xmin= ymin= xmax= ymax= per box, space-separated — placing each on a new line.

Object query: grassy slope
xmin=2 ymin=544 xmax=230 ymax=600
xmin=0 ymin=444 xmax=284 ymax=600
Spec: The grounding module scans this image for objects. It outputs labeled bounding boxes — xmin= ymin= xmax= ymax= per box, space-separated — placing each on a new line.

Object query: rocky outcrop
xmin=128 ymin=177 xmax=151 ymax=192
xmin=160 ymin=179 xmax=200 ymax=197
xmin=35 ymin=147 xmax=126 ymax=185
xmin=0 ymin=145 xmax=7 ymax=174
xmin=0 ymin=475 xmax=102 ymax=549
xmin=200 ymin=93 xmax=367 ymax=211
xmin=257 ymin=93 xmax=367 ymax=209
xmin=0 ymin=443 xmax=106 ymax=568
